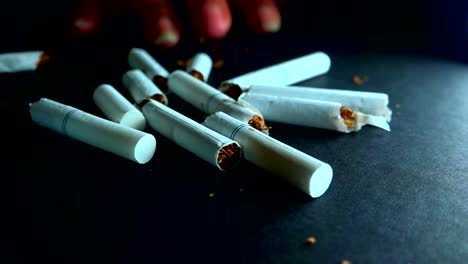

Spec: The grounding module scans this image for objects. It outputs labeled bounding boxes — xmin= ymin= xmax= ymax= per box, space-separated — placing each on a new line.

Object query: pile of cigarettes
xmin=6 ymin=47 xmax=392 ymax=198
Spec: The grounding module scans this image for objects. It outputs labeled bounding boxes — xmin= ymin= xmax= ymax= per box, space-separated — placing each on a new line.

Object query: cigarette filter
xmin=122 ymin=69 xmax=168 ymax=106
xmin=93 ymin=84 xmax=146 ymax=130
xmin=30 ymin=98 xmax=156 ymax=164
xmin=220 ymin=51 xmax=331 ymax=90
xmin=167 ymin=70 xmax=270 ymax=133
xmin=239 ymin=93 xmax=390 ymax=132
xmin=202 ymin=112 xmax=333 ymax=198
xmin=246 ymin=85 xmax=392 ymax=122
xmin=128 ymin=48 xmax=169 ymax=79
xmin=186 ymin=52 xmax=213 ymax=82
xmin=0 ymin=51 xmax=45 ymax=73
xmin=141 ymin=100 xmax=241 ymax=171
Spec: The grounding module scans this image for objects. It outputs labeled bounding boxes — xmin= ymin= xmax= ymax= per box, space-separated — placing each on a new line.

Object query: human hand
xmin=71 ymin=0 xmax=282 ymax=48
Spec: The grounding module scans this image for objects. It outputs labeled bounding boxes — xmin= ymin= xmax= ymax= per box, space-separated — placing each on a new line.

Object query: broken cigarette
xmin=186 ymin=52 xmax=213 ymax=82
xmin=238 ymin=93 xmax=390 ymax=132
xmin=93 ymin=84 xmax=147 ymax=130
xmin=122 ymin=69 xmax=168 ymax=106
xmin=167 ymin=70 xmax=270 ymax=134
xmin=219 ymin=51 xmax=331 ymax=91
xmin=140 ymin=100 xmax=241 ymax=171
xmin=240 ymin=84 xmax=392 ymax=122
xmin=202 ymin=112 xmax=333 ymax=198
xmin=29 ymin=98 xmax=156 ymax=164
xmin=128 ymin=48 xmax=169 ymax=91
xmin=0 ymin=50 xmax=49 ymax=73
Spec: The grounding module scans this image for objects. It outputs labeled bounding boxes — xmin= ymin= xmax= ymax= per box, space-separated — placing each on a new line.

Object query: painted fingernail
xmin=258 ymin=5 xmax=281 ymax=33
xmin=155 ymin=31 xmax=178 ymax=46
xmin=73 ymin=17 xmax=96 ymax=33
xmin=202 ymin=2 xmax=230 ymax=38
xmin=154 ymin=17 xmax=179 ymax=47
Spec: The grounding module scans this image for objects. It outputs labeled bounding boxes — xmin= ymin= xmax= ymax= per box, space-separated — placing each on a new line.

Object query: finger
xmin=71 ymin=0 xmax=103 ymax=36
xmin=232 ymin=0 xmax=281 ymax=34
xmin=133 ymin=0 xmax=180 ymax=48
xmin=186 ymin=0 xmax=232 ymax=39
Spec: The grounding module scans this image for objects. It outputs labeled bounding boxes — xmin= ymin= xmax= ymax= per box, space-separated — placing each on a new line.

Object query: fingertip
xmin=257 ymin=4 xmax=281 ymax=33
xmin=70 ymin=0 xmax=102 ymax=36
xmin=200 ymin=1 xmax=232 ymax=38
xmin=134 ymin=0 xmax=181 ymax=48
xmin=153 ymin=16 xmax=180 ymax=48
xmin=234 ymin=0 xmax=282 ymax=34
xmin=72 ymin=16 xmax=99 ymax=35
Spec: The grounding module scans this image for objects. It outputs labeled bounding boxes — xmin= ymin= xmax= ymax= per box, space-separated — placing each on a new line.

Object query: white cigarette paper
xmin=246 ymin=85 xmax=392 ymax=122
xmin=239 ymin=93 xmax=390 ymax=132
xmin=221 ymin=51 xmax=331 ymax=90
xmin=30 ymin=98 xmax=156 ymax=164
xmin=186 ymin=52 xmax=213 ymax=82
xmin=167 ymin=70 xmax=270 ymax=133
xmin=141 ymin=100 xmax=241 ymax=171
xmin=0 ymin=51 xmax=43 ymax=73
xmin=202 ymin=112 xmax=333 ymax=198
xmin=122 ymin=69 xmax=168 ymax=105
xmin=93 ymin=84 xmax=147 ymax=130
xmin=128 ymin=48 xmax=169 ymax=79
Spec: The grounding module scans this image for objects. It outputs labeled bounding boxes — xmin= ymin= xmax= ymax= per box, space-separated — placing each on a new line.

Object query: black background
xmin=1 ymin=0 xmax=467 ymax=263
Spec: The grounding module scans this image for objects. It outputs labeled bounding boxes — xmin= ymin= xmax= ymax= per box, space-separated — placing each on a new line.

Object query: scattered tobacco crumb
xmin=305 ymin=236 xmax=317 ymax=246
xmin=352 ymin=75 xmax=368 ymax=85
xmin=176 ymin=59 xmax=188 ymax=68
xmin=213 ymin=59 xmax=225 ymax=69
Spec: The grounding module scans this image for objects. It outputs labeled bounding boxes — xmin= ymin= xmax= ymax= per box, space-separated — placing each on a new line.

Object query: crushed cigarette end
xmin=150 ymin=94 xmax=167 ymax=104
xmin=340 ymin=107 xmax=356 ymax=128
xmin=352 ymin=75 xmax=368 ymax=85
xmin=152 ymin=75 xmax=168 ymax=92
xmin=217 ymin=143 xmax=242 ymax=171
xmin=220 ymin=83 xmax=243 ymax=100
xmin=36 ymin=52 xmax=51 ymax=71
xmin=213 ymin=59 xmax=225 ymax=69
xmin=138 ymin=99 xmax=151 ymax=108
xmin=248 ymin=115 xmax=271 ymax=132
xmin=189 ymin=70 xmax=204 ymax=81
xmin=305 ymin=237 xmax=317 ymax=246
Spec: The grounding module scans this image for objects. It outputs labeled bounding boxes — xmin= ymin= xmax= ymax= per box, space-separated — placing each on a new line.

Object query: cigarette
xmin=128 ymin=48 xmax=169 ymax=91
xmin=202 ymin=112 xmax=333 ymax=198
xmin=219 ymin=51 xmax=331 ymax=91
xmin=243 ymin=84 xmax=392 ymax=122
xmin=238 ymin=93 xmax=390 ymax=132
xmin=140 ymin=100 xmax=241 ymax=171
xmin=167 ymin=70 xmax=270 ymax=134
xmin=122 ymin=69 xmax=168 ymax=106
xmin=0 ymin=50 xmax=49 ymax=73
xmin=93 ymin=84 xmax=147 ymax=130
xmin=29 ymin=98 xmax=156 ymax=164
xmin=186 ymin=52 xmax=213 ymax=82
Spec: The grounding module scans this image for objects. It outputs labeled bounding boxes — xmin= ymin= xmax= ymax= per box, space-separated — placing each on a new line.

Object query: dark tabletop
xmin=1 ymin=4 xmax=468 ymax=263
